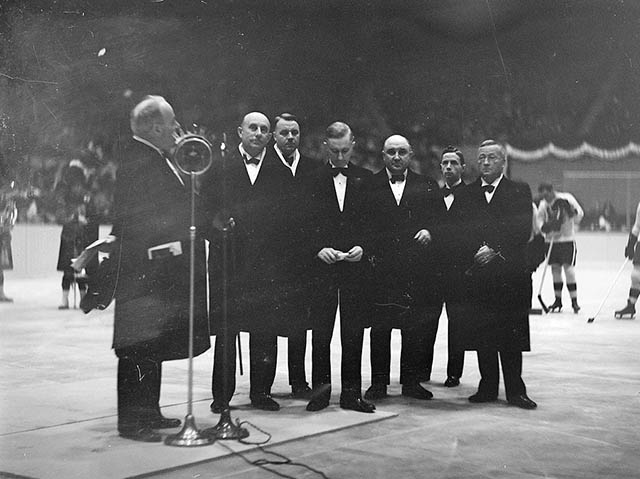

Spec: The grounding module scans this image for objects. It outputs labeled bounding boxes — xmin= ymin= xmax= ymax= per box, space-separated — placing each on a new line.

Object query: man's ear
xmin=237 ymin=126 xmax=243 ymax=139
xmin=151 ymin=123 xmax=163 ymax=136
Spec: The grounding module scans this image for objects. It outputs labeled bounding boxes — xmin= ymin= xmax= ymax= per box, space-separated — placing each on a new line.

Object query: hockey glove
xmin=625 ymin=233 xmax=638 ymax=260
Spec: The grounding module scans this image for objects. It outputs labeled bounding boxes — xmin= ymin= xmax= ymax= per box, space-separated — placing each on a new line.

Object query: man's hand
xmin=541 ymin=218 xmax=561 ymax=233
xmin=344 ymin=245 xmax=363 ymax=262
xmin=414 ymin=229 xmax=432 ymax=246
xmin=474 ymin=244 xmax=496 ymax=265
xmin=317 ymin=247 xmax=342 ymax=264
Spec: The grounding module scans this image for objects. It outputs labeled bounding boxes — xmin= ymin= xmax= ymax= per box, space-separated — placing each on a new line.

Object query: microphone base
xmin=165 ymin=414 xmax=216 ymax=447
xmin=204 ymin=409 xmax=249 ymax=440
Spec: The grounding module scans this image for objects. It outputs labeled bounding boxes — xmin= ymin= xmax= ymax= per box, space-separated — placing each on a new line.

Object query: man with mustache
xmin=271 ymin=112 xmax=317 ymax=398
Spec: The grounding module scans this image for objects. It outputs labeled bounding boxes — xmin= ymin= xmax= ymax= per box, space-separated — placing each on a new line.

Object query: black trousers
xmin=211 ymin=331 xmax=278 ymax=403
xmin=369 ymin=327 xmax=422 ymax=385
xmin=310 ymin=287 xmax=366 ymax=398
xmin=421 ymin=302 xmax=465 ymax=380
xmin=476 ymin=350 xmax=526 ymax=400
xmin=117 ymin=356 xmax=162 ymax=431
xmin=287 ymin=329 xmax=308 ymax=387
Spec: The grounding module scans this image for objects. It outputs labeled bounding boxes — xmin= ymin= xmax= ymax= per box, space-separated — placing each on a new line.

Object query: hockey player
xmin=615 ymin=200 xmax=640 ymax=319
xmin=536 ymin=183 xmax=584 ymax=313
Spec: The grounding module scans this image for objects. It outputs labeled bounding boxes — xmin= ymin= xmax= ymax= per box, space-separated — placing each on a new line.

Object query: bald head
xmin=382 ymin=135 xmax=412 ymax=174
xmin=238 ymin=111 xmax=272 ymax=157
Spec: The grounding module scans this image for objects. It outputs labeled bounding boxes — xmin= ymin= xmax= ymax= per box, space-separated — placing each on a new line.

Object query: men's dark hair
xmin=441 ymin=145 xmax=465 ymax=165
xmin=273 ymin=113 xmax=299 ymax=130
xmin=325 ymin=121 xmax=353 ymax=141
xmin=538 ymin=182 xmax=554 ymax=193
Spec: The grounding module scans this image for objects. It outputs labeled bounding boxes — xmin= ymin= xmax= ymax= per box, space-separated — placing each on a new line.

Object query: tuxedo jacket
xmin=368 ymin=169 xmax=443 ymax=308
xmin=453 ymin=176 xmax=533 ymax=351
xmin=303 ymin=162 xmax=373 ymax=292
xmin=202 ymin=145 xmax=297 ymax=335
xmin=434 ymin=182 xmax=469 ymax=302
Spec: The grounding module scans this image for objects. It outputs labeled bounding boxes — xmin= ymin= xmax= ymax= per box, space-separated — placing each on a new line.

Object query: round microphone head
xmin=174 ymin=135 xmax=213 ymax=175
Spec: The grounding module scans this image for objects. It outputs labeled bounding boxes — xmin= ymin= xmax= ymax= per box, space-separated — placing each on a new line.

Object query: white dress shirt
xmin=331 ymin=165 xmax=348 ymax=212
xmin=481 ymin=174 xmax=503 ymax=203
xmin=239 ymin=144 xmax=267 ymax=185
xmin=443 ymin=179 xmax=462 ymax=210
xmin=386 ymin=168 xmax=407 ymax=206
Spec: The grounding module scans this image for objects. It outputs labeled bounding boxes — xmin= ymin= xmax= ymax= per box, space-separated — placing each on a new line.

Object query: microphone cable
xmin=216 ymin=419 xmax=330 ymax=479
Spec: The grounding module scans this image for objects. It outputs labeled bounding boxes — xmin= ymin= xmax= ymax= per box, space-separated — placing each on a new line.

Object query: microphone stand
xmin=203 ymin=134 xmax=249 ymax=440
xmin=166 ymin=147 xmax=215 ymax=447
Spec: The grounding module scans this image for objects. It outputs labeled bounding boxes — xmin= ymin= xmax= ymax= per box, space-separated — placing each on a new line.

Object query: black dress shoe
xmin=250 ymin=394 xmax=280 ymax=411
xmin=118 ymin=427 xmax=162 ymax=442
xmin=306 ymin=394 xmax=330 ymax=412
xmin=291 ymin=383 xmax=312 ymax=399
xmin=339 ymin=396 xmax=375 ymax=413
xmin=468 ymin=392 xmax=498 ymax=403
xmin=401 ymin=383 xmax=433 ymax=400
xmin=444 ymin=376 xmax=460 ymax=387
xmin=364 ymin=384 xmax=388 ymax=400
xmin=147 ymin=415 xmax=181 ymax=429
xmin=508 ymin=394 xmax=537 ymax=409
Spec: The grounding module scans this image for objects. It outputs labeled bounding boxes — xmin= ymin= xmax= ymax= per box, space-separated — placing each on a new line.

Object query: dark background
xmin=1 ymin=0 xmax=639 ymax=218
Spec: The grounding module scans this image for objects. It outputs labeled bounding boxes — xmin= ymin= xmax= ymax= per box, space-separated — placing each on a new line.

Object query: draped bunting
xmin=506 ymin=142 xmax=640 ymax=162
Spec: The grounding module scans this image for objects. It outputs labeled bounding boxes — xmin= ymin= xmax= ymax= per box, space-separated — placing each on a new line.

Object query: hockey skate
xmin=548 ymin=298 xmax=563 ymax=312
xmin=614 ymin=302 xmax=636 ymax=319
xmin=571 ymin=299 xmax=581 ymax=313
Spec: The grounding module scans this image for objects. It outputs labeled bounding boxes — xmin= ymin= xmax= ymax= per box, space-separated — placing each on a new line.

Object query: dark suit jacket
xmin=203 ymin=145 xmax=301 ymax=335
xmin=453 ymin=176 xmax=533 ymax=351
xmin=111 ymin=139 xmax=210 ymax=360
xmin=368 ymin=169 xmax=443 ymax=325
xmin=303 ymin=162 xmax=373 ymax=326
xmin=433 ymin=182 xmax=469 ymax=303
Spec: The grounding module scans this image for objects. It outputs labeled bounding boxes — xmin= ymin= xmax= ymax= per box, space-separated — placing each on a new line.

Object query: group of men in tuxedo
xmin=203 ymin=111 xmax=538 ymax=416
xmin=111 ymin=95 xmax=536 ymax=443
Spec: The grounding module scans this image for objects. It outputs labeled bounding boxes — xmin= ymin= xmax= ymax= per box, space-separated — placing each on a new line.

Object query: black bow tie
xmin=245 ymin=156 xmax=260 ymax=166
xmin=330 ymin=166 xmax=348 ymax=177
xmin=482 ymin=184 xmax=495 ymax=194
xmin=389 ymin=174 xmax=405 ymax=184
xmin=443 ymin=189 xmax=454 ymax=197
xmin=284 ymin=155 xmax=294 ymax=166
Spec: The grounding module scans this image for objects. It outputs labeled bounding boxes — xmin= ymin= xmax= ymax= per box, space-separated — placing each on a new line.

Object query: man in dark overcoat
xmin=111 ymin=95 xmax=211 ymax=441
xmin=454 ymin=139 xmax=537 ymax=409
xmin=270 ymin=113 xmax=318 ymax=399
xmin=205 ymin=111 xmax=297 ymax=412
xmin=364 ymin=134 xmax=442 ymax=402
xmin=304 ymin=121 xmax=375 ymax=413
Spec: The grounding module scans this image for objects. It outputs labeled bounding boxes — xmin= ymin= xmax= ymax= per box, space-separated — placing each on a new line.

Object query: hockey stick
xmin=587 ymin=257 xmax=629 ymax=323
xmin=536 ymin=238 xmax=554 ymax=313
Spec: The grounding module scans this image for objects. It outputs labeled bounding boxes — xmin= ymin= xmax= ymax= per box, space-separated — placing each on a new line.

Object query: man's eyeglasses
xmin=477 ymin=153 xmax=502 ymax=162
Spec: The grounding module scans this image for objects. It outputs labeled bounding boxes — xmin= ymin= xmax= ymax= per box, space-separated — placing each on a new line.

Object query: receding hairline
xmin=383 ymin=134 xmax=411 ymax=150
xmin=241 ymin=111 xmax=270 ymax=128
